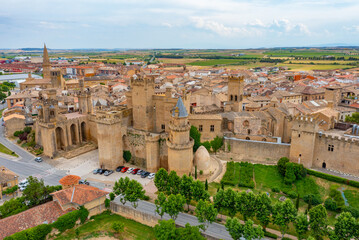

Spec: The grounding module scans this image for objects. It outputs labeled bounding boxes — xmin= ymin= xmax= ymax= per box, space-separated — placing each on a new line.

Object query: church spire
xmin=42 ymin=43 xmax=51 ymax=79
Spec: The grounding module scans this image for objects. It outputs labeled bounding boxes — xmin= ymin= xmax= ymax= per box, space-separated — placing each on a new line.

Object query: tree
xmin=284 ymin=162 xmax=297 ymax=184
xmin=309 ymin=204 xmax=328 ymax=240
xmin=124 ymin=179 xmax=145 ymax=208
xmin=123 ymin=150 xmax=132 ymax=162
xmin=154 ymin=219 xmax=177 ymax=240
xmin=113 ymin=177 xmax=130 ymax=205
xmin=333 ymin=212 xmax=356 ymax=240
xmin=225 ymin=217 xmax=264 ymax=240
xmin=190 ymin=126 xmax=201 ymax=152
xmin=296 ymin=194 xmax=300 ymax=210
xmin=255 ymin=193 xmax=272 ymax=230
xmin=345 ymin=112 xmax=359 ymax=124
xmin=164 ymin=194 xmax=185 ymax=220
xmin=277 ymin=157 xmax=289 ymax=176
xmin=0 ymin=197 xmax=28 ymax=218
xmin=223 ymin=188 xmax=238 ymax=218
xmin=191 ymin=180 xmax=209 ymax=202
xmin=210 ymin=136 xmax=223 ymax=154
xmin=109 ymin=192 xmax=115 ymax=201
xmin=195 ymin=200 xmax=218 ymax=230
xmin=295 ymin=214 xmax=309 ymax=240
xmin=194 ymin=165 xmax=197 ymax=179
xmin=112 ymin=221 xmax=125 ymax=234
xmin=201 ymin=141 xmax=211 ymax=152
xmin=180 ymin=174 xmax=194 ymax=211
xmin=178 ymin=223 xmax=206 ymax=240
xmin=237 ymin=191 xmax=257 ymax=221
xmin=272 ymin=199 xmax=297 ymax=238
xmin=205 ymin=179 xmax=208 ymax=191
xmin=213 ymin=189 xmax=226 ymax=217
xmin=155 ymin=192 xmax=166 ymax=219
xmin=167 ymin=170 xmax=180 ymax=195
xmin=23 ymin=176 xmax=48 ymax=206
xmin=155 ymin=168 xmax=169 ymax=192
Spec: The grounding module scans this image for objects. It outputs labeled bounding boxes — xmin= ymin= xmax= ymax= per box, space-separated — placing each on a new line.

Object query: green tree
xmin=237 ymin=191 xmax=257 ymax=221
xmin=124 ymin=179 xmax=145 ymax=208
xmin=195 ymin=200 xmax=218 ymax=230
xmin=295 ymin=214 xmax=309 ymax=240
xmin=167 ymin=170 xmax=181 ymax=195
xmin=180 ymin=174 xmax=194 ymax=211
xmin=123 ymin=150 xmax=132 ymax=162
xmin=223 ymin=188 xmax=238 ymax=218
xmin=113 ymin=177 xmax=130 ymax=205
xmin=0 ymin=197 xmax=28 ymax=218
xmin=154 ymin=219 xmax=177 ymax=240
xmin=255 ymin=192 xmax=272 ymax=230
xmin=191 ymin=180 xmax=209 ymax=202
xmin=194 ymin=165 xmax=197 ymax=179
xmin=155 ymin=192 xmax=167 ymax=219
xmin=112 ymin=221 xmax=125 ymax=234
xmin=333 ymin=212 xmax=356 ymax=240
xmin=109 ymin=192 xmax=115 ymax=201
xmin=164 ymin=194 xmax=185 ymax=220
xmin=272 ymin=199 xmax=297 ymax=238
xmin=190 ymin=126 xmax=201 ymax=152
xmin=201 ymin=141 xmax=211 ymax=152
xmin=23 ymin=176 xmax=48 ymax=206
xmin=177 ymin=223 xmax=206 ymax=240
xmin=205 ymin=179 xmax=208 ymax=191
xmin=155 ymin=168 xmax=169 ymax=192
xmin=309 ymin=204 xmax=328 ymax=240
xmin=284 ymin=162 xmax=297 ymax=184
xmin=213 ymin=189 xmax=226 ymax=217
xmin=345 ymin=112 xmax=359 ymax=124
xmin=225 ymin=217 xmax=243 ymax=240
xmin=277 ymin=157 xmax=289 ymax=176
xmin=210 ymin=136 xmax=223 ymax=154
xmin=225 ymin=218 xmax=264 ymax=240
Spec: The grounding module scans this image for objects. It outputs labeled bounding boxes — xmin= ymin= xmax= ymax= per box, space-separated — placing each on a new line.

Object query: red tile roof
xmin=0 ymin=201 xmax=69 ymax=239
xmin=59 ymin=175 xmax=81 ymax=186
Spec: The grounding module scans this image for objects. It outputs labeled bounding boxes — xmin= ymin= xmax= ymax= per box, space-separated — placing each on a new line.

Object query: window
xmin=210 ymin=125 xmax=214 ymax=132
xmin=230 ymin=95 xmax=233 ymax=101
xmin=248 ymin=129 xmax=251 ymax=134
xmin=161 ymin=124 xmax=165 ymax=130
xmin=199 ymin=125 xmax=203 ymax=132
xmin=235 ymin=95 xmax=238 ymax=101
xmin=328 ymin=144 xmax=334 ymax=152
xmin=298 ymin=134 xmax=301 ymax=138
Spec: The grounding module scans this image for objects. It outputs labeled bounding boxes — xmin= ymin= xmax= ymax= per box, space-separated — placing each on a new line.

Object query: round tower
xmin=167 ymin=97 xmax=194 ymax=176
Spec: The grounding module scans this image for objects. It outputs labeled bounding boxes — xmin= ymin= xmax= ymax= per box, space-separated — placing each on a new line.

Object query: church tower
xmin=77 ymin=79 xmax=92 ymax=114
xmin=227 ymin=75 xmax=244 ymax=112
xmin=167 ymin=97 xmax=194 ymax=176
xmin=42 ymin=44 xmax=51 ymax=79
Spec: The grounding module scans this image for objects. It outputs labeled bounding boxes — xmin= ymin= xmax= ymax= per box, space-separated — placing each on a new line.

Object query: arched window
xmin=235 ymin=95 xmax=238 ymax=101
xmin=230 ymin=95 xmax=233 ymax=101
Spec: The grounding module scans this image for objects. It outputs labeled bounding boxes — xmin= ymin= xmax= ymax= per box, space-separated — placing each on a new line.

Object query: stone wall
xmin=224 ymin=137 xmax=290 ymax=163
xmin=110 ymin=202 xmax=159 ymax=227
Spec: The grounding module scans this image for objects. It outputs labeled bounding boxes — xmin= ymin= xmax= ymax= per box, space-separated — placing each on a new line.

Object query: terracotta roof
xmin=51 ymin=185 xmax=108 ymax=206
xmin=59 ymin=175 xmax=81 ymax=186
xmin=0 ymin=201 xmax=68 ymax=239
xmin=0 ymin=166 xmax=18 ymax=183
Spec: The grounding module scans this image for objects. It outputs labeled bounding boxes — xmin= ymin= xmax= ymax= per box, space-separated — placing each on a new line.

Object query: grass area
xmin=0 ymin=142 xmax=18 ymax=157
xmin=277 ymin=63 xmax=356 ymax=71
xmin=344 ymin=190 xmax=359 ymax=209
xmin=187 ymin=59 xmax=255 ymax=66
xmin=55 ymin=211 xmax=155 ymax=240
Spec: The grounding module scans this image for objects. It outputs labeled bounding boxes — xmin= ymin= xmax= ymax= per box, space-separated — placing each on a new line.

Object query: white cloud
xmin=190 ymin=17 xmax=249 ymax=37
xmin=39 ymin=21 xmax=65 ymax=29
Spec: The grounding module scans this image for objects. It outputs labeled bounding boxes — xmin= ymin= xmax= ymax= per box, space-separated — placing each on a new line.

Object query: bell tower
xmin=42 ymin=44 xmax=51 ymax=79
xmin=227 ymin=75 xmax=244 ymax=112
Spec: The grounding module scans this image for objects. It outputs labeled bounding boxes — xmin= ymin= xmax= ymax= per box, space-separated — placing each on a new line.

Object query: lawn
xmin=0 ymin=142 xmax=18 ymax=157
xmin=55 ymin=211 xmax=155 ymax=240
xmin=344 ymin=190 xmax=359 ymax=209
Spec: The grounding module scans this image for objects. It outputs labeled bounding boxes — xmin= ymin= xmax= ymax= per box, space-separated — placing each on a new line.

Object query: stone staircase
xmin=62 ymin=142 xmax=98 ymax=159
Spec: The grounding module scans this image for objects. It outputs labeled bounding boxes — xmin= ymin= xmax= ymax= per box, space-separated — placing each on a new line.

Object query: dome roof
xmin=194 ymin=146 xmax=210 ymax=171
xmin=59 ymin=175 xmax=81 ymax=186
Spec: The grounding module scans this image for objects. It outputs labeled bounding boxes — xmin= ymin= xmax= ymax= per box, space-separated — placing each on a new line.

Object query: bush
xmin=109 ymin=192 xmax=115 ymax=201
xmin=199 ymin=170 xmax=203 ymax=175
xmin=264 ymin=231 xmax=278 ymax=239
xmin=238 ymin=162 xmax=255 ymax=188
xmin=5 ymin=224 xmax=53 ymax=240
xmin=201 ymin=141 xmax=211 ymax=152
xmin=277 ymin=157 xmax=289 ymax=176
xmin=105 ymin=198 xmax=111 ymax=209
xmin=272 ymin=187 xmax=280 ymax=193
xmin=307 ymin=169 xmax=349 ymax=185
xmin=293 ymin=163 xmax=307 ymax=180
xmin=324 ymin=198 xmax=338 ymax=211
xmin=24 ymin=127 xmax=32 ymax=133
xmin=123 ymin=150 xmax=132 ymax=163
xmin=303 ymin=194 xmax=322 ymax=206
xmin=343 ymin=206 xmax=359 ymax=218
xmin=141 ymin=195 xmax=150 ymax=201
xmin=287 ymin=191 xmax=298 ymax=199
xmin=329 ymin=186 xmax=345 ymax=209
xmin=53 ymin=210 xmax=80 ymax=232
xmin=78 ymin=206 xmax=89 ymax=224
xmin=284 ymin=162 xmax=296 ymax=185
xmin=13 ymin=130 xmax=24 ymax=137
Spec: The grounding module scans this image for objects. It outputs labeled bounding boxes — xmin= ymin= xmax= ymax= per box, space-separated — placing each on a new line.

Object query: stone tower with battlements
xmin=77 ymin=79 xmax=92 ymax=114
xmin=227 ymin=75 xmax=244 ymax=112
xmin=167 ymin=97 xmax=194 ymax=176
xmin=42 ymin=44 xmax=51 ymax=79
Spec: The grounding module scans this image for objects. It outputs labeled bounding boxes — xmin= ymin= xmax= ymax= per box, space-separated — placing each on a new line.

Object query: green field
xmin=55 ymin=211 xmax=155 ymax=240
xmin=0 ymin=142 xmax=18 ymax=157
xmin=187 ymin=59 xmax=256 ymax=66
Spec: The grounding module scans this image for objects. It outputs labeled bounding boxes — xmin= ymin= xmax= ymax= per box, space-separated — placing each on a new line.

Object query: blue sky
xmin=1 ymin=0 xmax=359 ymax=49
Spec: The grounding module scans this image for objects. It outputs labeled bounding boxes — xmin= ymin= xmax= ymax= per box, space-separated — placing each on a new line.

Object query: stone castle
xmin=29 ymin=45 xmax=359 ymax=177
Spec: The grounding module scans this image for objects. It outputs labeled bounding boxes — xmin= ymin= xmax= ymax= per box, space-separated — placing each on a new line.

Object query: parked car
xmin=131 ymin=168 xmax=140 ymax=174
xmin=116 ymin=166 xmax=125 ymax=172
xmin=126 ymin=168 xmax=134 ymax=174
xmin=104 ymin=170 xmax=114 ymax=176
xmin=19 ymin=179 xmax=29 ymax=191
xmin=79 ymin=180 xmax=90 ymax=185
xmin=34 ymin=157 xmax=43 ymax=163
xmin=141 ymin=172 xmax=150 ymax=178
xmin=93 ymin=168 xmax=102 ymax=174
xmin=137 ymin=169 xmax=144 ymax=175
xmin=99 ymin=169 xmax=107 ymax=175
xmin=148 ymin=173 xmax=155 ymax=179
xmin=121 ymin=167 xmax=129 ymax=173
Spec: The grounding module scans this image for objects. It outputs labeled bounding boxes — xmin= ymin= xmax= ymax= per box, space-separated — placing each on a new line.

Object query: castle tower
xmin=324 ymin=86 xmax=341 ymax=107
xmin=50 ymin=69 xmax=63 ymax=89
xmin=43 ymin=44 xmax=51 ymax=79
xmin=227 ymin=75 xmax=244 ymax=112
xmin=167 ymin=97 xmax=194 ymax=176
xmin=78 ymin=79 xmax=91 ymax=114
xmin=289 ymin=115 xmax=319 ymax=168
xmin=130 ymin=74 xmax=155 ymax=132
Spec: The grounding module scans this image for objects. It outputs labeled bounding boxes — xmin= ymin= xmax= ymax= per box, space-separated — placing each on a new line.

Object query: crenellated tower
xmin=227 ymin=75 xmax=244 ymax=112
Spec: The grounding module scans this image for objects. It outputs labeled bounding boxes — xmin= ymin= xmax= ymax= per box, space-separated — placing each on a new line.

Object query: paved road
xmin=113 ymin=197 xmax=269 ymax=240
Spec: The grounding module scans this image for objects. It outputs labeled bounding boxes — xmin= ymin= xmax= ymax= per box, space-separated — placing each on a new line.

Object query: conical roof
xmin=172 ymin=97 xmax=188 ymax=118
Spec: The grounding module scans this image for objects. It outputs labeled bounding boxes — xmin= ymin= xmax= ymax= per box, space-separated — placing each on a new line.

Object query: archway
xmin=322 ymin=162 xmax=326 ymax=169
xmin=55 ymin=127 xmax=65 ymax=150
xmin=70 ymin=124 xmax=77 ymax=145
xmin=245 ymin=137 xmax=250 ymax=140
xmin=81 ymin=122 xmax=87 ymax=142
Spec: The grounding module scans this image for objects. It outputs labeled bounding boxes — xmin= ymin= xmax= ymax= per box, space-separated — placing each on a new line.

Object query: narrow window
xmin=210 ymin=125 xmax=214 ymax=132
xmin=161 ymin=124 xmax=165 ymax=130
xmin=199 ymin=125 xmax=203 ymax=132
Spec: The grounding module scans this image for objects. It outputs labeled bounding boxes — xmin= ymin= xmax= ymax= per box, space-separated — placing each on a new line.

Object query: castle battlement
xmin=131 ymin=75 xmax=155 ymax=86
xmin=95 ymin=108 xmax=131 ymax=125
xmin=228 ymin=75 xmax=244 ymax=82
xmin=318 ymin=132 xmax=359 ymax=145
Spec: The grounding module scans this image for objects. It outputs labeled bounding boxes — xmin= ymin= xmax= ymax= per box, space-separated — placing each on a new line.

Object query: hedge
xmin=306 ymin=169 xmax=359 ymax=188
xmin=52 ymin=207 xmax=89 ymax=232
xmin=4 ymin=224 xmax=52 ymax=240
xmin=221 ymin=161 xmax=238 ymax=186
xmin=264 ymin=231 xmax=278 ymax=239
xmin=238 ymin=162 xmax=255 ymax=188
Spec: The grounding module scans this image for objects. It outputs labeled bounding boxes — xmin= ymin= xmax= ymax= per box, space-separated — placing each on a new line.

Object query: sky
xmin=1 ymin=0 xmax=359 ymax=49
